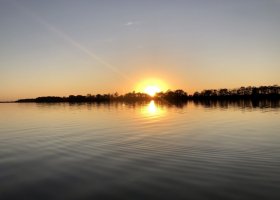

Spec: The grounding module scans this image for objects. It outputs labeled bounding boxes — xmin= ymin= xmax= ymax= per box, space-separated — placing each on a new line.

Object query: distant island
xmin=16 ymin=85 xmax=279 ymax=103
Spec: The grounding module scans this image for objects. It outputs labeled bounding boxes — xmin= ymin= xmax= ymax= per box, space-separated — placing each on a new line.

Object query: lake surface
xmin=0 ymin=100 xmax=279 ymax=200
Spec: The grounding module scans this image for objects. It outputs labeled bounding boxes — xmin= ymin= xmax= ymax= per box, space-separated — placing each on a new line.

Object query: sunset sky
xmin=0 ymin=0 xmax=279 ymax=101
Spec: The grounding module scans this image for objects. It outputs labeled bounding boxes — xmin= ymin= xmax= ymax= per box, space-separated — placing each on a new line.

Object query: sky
xmin=0 ymin=0 xmax=279 ymax=101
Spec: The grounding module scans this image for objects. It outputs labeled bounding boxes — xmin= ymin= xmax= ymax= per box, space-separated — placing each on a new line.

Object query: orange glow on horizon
xmin=135 ymin=78 xmax=169 ymax=95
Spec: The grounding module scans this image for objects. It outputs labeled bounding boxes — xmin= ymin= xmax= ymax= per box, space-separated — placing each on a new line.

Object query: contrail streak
xmin=12 ymin=1 xmax=131 ymax=82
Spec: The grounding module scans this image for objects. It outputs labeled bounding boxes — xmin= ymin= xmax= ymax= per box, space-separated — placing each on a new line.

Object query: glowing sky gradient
xmin=0 ymin=0 xmax=279 ymax=100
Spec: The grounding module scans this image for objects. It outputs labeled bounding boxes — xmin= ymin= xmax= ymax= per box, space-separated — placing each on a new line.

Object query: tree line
xmin=192 ymin=85 xmax=279 ymax=99
xmin=16 ymin=85 xmax=279 ymax=103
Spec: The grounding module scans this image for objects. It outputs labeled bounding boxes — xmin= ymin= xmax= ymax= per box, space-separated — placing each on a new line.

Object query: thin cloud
xmin=124 ymin=21 xmax=141 ymax=26
xmin=124 ymin=21 xmax=134 ymax=26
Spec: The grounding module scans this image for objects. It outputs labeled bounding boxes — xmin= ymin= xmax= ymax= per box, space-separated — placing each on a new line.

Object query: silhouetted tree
xmin=16 ymin=85 xmax=279 ymax=103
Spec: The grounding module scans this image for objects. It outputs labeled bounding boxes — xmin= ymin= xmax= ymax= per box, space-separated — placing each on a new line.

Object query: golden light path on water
xmin=141 ymin=100 xmax=166 ymax=118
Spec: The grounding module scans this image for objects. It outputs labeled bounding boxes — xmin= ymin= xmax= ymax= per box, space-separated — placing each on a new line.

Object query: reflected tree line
xmin=17 ymin=85 xmax=279 ymax=104
xmin=192 ymin=99 xmax=280 ymax=109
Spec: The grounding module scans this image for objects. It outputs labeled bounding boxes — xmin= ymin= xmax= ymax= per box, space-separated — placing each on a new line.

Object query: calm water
xmin=0 ymin=100 xmax=279 ymax=200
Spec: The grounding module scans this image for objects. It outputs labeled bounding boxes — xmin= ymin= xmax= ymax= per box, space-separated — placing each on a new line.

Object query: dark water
xmin=0 ymin=100 xmax=279 ymax=200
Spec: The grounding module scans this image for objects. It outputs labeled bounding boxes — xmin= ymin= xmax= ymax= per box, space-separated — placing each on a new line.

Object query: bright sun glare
xmin=144 ymin=86 xmax=161 ymax=96
xmin=136 ymin=78 xmax=168 ymax=97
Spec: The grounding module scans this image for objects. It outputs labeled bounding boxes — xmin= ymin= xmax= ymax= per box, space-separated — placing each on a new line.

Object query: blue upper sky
xmin=0 ymin=0 xmax=279 ymax=100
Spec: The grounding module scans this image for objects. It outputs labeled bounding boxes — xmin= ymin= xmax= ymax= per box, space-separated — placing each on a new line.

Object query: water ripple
xmin=0 ymin=102 xmax=279 ymax=199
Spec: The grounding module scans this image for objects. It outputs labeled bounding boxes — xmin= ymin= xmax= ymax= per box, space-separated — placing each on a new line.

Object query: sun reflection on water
xmin=141 ymin=100 xmax=165 ymax=118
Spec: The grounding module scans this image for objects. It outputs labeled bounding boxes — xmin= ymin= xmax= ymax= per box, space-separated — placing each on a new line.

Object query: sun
xmin=135 ymin=78 xmax=169 ymax=96
xmin=144 ymin=86 xmax=161 ymax=96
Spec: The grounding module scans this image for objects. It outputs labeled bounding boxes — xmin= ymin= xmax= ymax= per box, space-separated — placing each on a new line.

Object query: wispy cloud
xmin=124 ymin=21 xmax=134 ymax=26
xmin=124 ymin=21 xmax=141 ymax=26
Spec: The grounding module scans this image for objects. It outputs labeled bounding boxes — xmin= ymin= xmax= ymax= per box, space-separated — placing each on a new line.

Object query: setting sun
xmin=144 ymin=86 xmax=160 ymax=96
xmin=135 ymin=78 xmax=169 ymax=96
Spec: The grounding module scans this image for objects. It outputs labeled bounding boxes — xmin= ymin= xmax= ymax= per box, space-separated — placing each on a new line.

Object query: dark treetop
xmin=17 ymin=85 xmax=280 ymax=103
